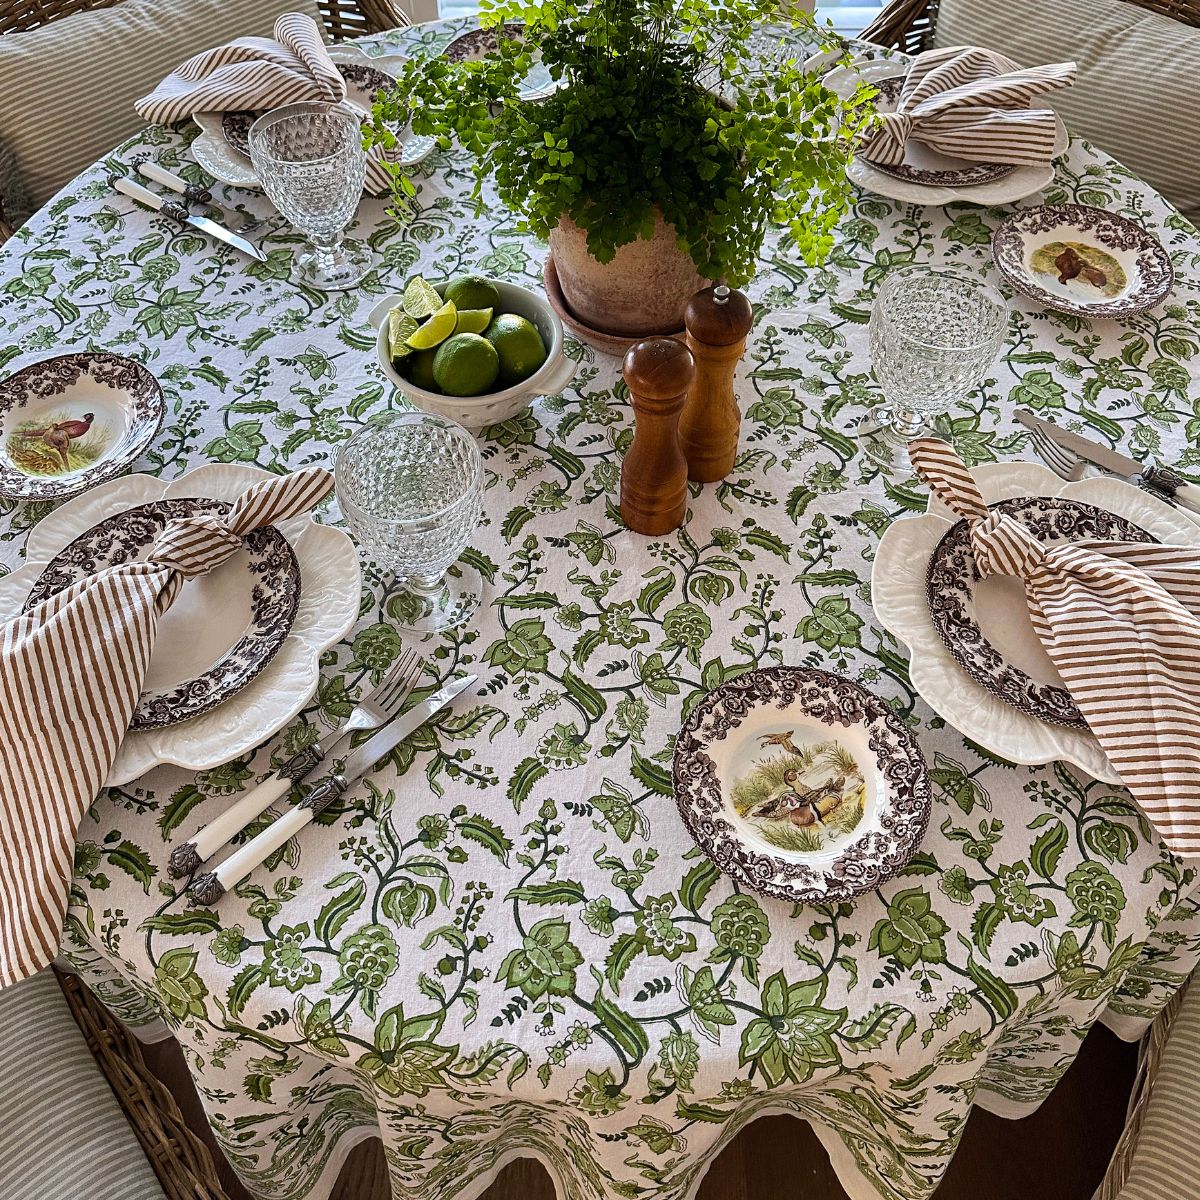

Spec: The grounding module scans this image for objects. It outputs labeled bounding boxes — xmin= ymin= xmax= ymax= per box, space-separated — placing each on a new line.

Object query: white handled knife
xmin=110 ymin=176 xmax=267 ymax=262
xmin=1015 ymin=409 xmax=1200 ymax=514
xmin=186 ymin=674 xmax=477 ymax=905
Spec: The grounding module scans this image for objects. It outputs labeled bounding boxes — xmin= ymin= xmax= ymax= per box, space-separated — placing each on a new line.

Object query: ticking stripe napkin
xmin=912 ymin=438 xmax=1200 ymax=859
xmin=858 ymin=45 xmax=1076 ymax=168
xmin=134 ymin=12 xmax=398 ymax=193
xmin=0 ymin=468 xmax=332 ymax=989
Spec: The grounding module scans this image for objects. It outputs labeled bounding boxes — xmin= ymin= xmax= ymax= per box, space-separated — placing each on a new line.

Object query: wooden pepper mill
xmin=620 ymin=336 xmax=695 ymax=536
xmin=677 ymin=284 xmax=754 ymax=483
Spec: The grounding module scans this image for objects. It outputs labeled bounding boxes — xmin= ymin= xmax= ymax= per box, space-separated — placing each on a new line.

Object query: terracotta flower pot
xmin=547 ymin=212 xmax=709 ymax=338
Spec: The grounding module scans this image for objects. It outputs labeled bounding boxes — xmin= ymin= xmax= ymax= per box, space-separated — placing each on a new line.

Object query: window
xmin=816 ymin=0 xmax=885 ymax=34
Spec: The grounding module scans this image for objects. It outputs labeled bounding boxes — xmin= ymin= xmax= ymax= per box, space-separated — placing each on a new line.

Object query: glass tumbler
xmin=336 ymin=412 xmax=485 ymax=633
xmin=859 ymin=267 xmax=1008 ymax=470
xmin=248 ymin=102 xmax=371 ymax=290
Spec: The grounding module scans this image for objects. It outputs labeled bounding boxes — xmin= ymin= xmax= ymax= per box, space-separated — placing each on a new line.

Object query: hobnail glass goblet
xmin=336 ymin=413 xmax=485 ymax=633
xmin=858 ymin=266 xmax=1008 ymax=470
xmin=248 ymin=102 xmax=371 ymax=290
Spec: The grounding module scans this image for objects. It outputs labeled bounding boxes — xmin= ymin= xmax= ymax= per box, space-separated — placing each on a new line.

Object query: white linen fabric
xmin=933 ymin=0 xmax=1200 ymax=223
xmin=0 ymin=970 xmax=166 ymax=1200
xmin=0 ymin=469 xmax=333 ymax=989
xmin=859 ymin=45 xmax=1075 ymax=168
xmin=0 ymin=0 xmax=326 ymax=212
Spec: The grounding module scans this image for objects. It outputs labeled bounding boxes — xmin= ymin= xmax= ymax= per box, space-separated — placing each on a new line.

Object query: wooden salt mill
xmin=678 ymin=284 xmax=754 ymax=482
xmin=620 ymin=337 xmax=695 ymax=536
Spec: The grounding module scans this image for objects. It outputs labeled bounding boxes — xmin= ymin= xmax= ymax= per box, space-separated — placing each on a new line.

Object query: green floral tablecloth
xmin=3 ymin=18 xmax=1200 ymax=1200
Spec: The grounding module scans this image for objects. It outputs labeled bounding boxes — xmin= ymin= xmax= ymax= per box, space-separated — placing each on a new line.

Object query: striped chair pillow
xmin=0 ymin=970 xmax=167 ymax=1200
xmin=933 ymin=0 xmax=1200 ymax=225
xmin=0 ymin=0 xmax=326 ymax=219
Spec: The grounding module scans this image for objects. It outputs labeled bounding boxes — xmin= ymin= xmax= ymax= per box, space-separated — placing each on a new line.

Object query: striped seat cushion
xmin=0 ymin=0 xmax=326 ymax=219
xmin=933 ymin=0 xmax=1200 ymax=224
xmin=0 ymin=970 xmax=166 ymax=1200
xmin=1111 ymin=983 xmax=1200 ymax=1199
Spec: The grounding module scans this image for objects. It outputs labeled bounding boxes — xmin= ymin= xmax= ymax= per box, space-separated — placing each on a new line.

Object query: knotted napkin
xmin=134 ymin=12 xmax=398 ymax=193
xmin=911 ymin=438 xmax=1200 ymax=860
xmin=0 ymin=468 xmax=333 ymax=988
xmin=858 ymin=45 xmax=1076 ymax=168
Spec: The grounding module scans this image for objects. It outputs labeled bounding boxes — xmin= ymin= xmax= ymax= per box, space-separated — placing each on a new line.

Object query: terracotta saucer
xmin=543 ymin=255 xmax=686 ymax=357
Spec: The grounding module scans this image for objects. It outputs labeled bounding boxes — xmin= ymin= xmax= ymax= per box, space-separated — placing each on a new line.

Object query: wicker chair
xmin=862 ymin=0 xmax=1200 ymax=53
xmin=0 ymin=0 xmax=414 ymax=39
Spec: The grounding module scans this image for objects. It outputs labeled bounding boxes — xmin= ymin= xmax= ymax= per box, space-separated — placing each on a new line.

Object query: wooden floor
xmin=144 ymin=1024 xmax=1135 ymax=1200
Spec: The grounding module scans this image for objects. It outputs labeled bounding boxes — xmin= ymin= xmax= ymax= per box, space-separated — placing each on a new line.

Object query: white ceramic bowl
xmin=369 ymin=279 xmax=575 ymax=430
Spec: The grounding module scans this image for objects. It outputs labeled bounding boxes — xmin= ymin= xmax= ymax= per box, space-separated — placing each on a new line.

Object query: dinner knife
xmin=109 ymin=176 xmax=267 ymax=262
xmin=1015 ymin=409 xmax=1200 ymax=513
xmin=186 ymin=674 xmax=477 ymax=905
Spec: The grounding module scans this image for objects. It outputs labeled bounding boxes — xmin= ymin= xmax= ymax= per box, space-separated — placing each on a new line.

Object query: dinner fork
xmin=168 ymin=647 xmax=424 ymax=877
xmin=1021 ymin=420 xmax=1088 ymax=483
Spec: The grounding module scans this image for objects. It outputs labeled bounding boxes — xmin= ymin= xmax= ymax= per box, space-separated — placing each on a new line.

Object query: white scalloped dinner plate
xmin=0 ymin=464 xmax=360 ymax=784
xmin=872 ymin=461 xmax=1200 ymax=782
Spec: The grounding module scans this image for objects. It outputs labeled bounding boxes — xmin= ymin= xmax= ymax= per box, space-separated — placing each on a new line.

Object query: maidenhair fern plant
xmin=368 ymin=0 xmax=872 ymax=285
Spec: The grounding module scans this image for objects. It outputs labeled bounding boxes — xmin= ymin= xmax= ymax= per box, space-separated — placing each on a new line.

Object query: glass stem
xmin=309 ymin=231 xmax=343 ymax=275
xmin=888 ymin=403 xmax=928 ymax=441
xmin=407 ymin=571 xmax=446 ymax=597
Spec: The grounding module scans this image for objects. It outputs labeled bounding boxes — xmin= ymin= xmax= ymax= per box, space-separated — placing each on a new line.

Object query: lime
xmin=454 ymin=307 xmax=493 ymax=335
xmin=485 ymin=313 xmax=547 ymax=386
xmin=387 ymin=308 xmax=418 ymax=362
xmin=406 ymin=299 xmax=458 ymax=350
xmin=406 ymin=348 xmax=439 ymax=392
xmin=446 ymin=274 xmax=502 ymax=312
xmin=432 ymin=333 xmax=500 ymax=396
xmin=401 ymin=275 xmax=444 ymax=321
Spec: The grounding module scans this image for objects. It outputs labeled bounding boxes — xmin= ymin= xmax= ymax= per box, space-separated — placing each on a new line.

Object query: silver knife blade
xmin=1014 ymin=410 xmax=1145 ymax=480
xmin=184 ymin=211 xmax=267 ymax=262
xmin=331 ymin=674 xmax=477 ymax=786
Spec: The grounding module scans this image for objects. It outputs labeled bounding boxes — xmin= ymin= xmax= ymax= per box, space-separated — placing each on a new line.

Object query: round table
xmin=3 ymin=18 xmax=1200 ymax=1200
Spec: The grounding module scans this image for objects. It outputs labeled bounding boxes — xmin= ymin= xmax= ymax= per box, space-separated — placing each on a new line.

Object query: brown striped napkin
xmin=134 ymin=12 xmax=399 ymax=193
xmin=911 ymin=438 xmax=1200 ymax=860
xmin=0 ymin=468 xmax=332 ymax=988
xmin=859 ymin=45 xmax=1076 ymax=168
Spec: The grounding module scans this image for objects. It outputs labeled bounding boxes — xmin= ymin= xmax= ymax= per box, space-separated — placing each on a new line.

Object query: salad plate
xmin=0 ymin=353 xmax=163 ymax=501
xmin=992 ymin=204 xmax=1174 ymax=318
xmin=0 ymin=463 xmax=360 ymax=784
xmin=873 ymin=460 xmax=1199 ymax=782
xmin=443 ymin=23 xmax=560 ymax=101
xmin=674 ymin=667 xmax=932 ymax=904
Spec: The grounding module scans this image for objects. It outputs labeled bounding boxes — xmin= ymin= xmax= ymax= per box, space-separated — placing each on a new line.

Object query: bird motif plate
xmin=926 ymin=495 xmax=1155 ymax=727
xmin=673 ymin=667 xmax=932 ymax=904
xmin=0 ymin=353 xmax=164 ymax=501
xmin=26 ymin=497 xmax=301 ymax=730
xmin=992 ymin=205 xmax=1174 ymax=318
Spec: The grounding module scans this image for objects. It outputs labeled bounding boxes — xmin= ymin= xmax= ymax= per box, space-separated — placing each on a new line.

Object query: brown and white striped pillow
xmin=933 ymin=0 xmax=1200 ymax=225
xmin=0 ymin=0 xmax=326 ymax=215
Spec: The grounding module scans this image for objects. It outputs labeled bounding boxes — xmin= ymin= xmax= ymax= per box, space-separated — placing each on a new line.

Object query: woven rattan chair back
xmin=864 ymin=0 xmax=1200 ymax=54
xmin=0 ymin=0 xmax=412 ymax=38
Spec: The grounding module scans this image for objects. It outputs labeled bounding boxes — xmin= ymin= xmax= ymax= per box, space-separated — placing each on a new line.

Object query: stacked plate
xmin=872 ymin=461 xmax=1200 ymax=781
xmin=0 ymin=463 xmax=360 ymax=784
xmin=191 ymin=44 xmax=435 ymax=189
xmin=824 ymin=58 xmax=1067 ymax=207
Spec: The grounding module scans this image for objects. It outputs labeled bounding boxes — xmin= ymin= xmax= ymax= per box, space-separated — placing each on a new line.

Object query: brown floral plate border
xmin=222 ymin=63 xmax=396 ymax=160
xmin=673 ymin=667 xmax=932 ymax=905
xmin=0 ymin=353 xmax=164 ymax=501
xmin=861 ymin=78 xmax=1016 ymax=188
xmin=992 ymin=204 xmax=1174 ymax=318
xmin=27 ymin=498 xmax=301 ymax=730
xmin=926 ymin=495 xmax=1155 ymax=727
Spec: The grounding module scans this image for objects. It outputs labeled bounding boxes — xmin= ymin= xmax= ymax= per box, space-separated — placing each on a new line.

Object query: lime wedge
xmin=454 ymin=306 xmax=493 ymax=335
xmin=401 ymin=276 xmax=444 ymax=321
xmin=406 ymin=299 xmax=458 ymax=350
xmin=388 ymin=308 xmax=418 ymax=361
